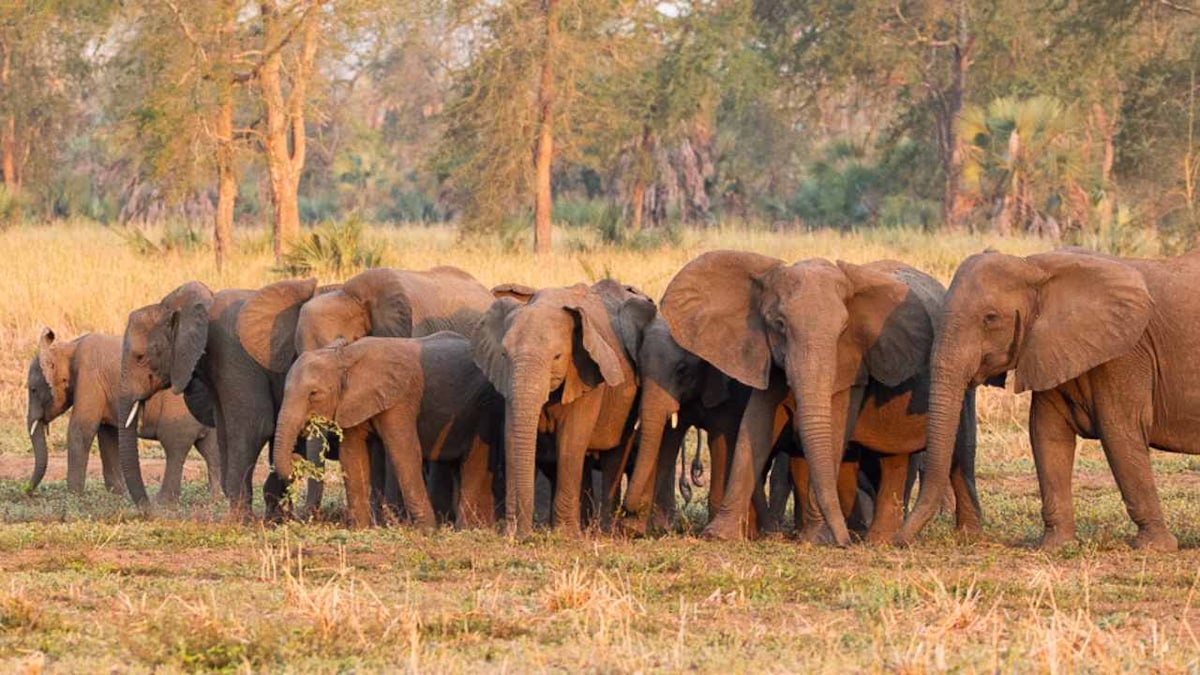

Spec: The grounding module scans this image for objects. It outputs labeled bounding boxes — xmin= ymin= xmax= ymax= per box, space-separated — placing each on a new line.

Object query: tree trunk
xmin=629 ymin=124 xmax=653 ymax=233
xmin=0 ymin=42 xmax=18 ymax=194
xmin=939 ymin=2 xmax=971 ymax=231
xmin=214 ymin=96 xmax=236 ymax=272
xmin=532 ymin=0 xmax=558 ymax=256
xmin=259 ymin=0 xmax=319 ymax=262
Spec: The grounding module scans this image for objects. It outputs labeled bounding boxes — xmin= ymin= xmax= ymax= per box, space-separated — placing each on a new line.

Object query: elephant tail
xmin=689 ymin=428 xmax=705 ymax=487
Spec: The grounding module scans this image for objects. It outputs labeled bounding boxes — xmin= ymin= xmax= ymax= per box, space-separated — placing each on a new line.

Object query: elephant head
xmin=897 ymin=249 xmax=1152 ymax=543
xmin=272 ymin=338 xmax=414 ymax=481
xmin=472 ymin=280 xmax=656 ymax=537
xmin=26 ymin=328 xmax=78 ymax=492
xmin=622 ymin=316 xmax=732 ymax=520
xmin=118 ymin=281 xmax=214 ymax=506
xmin=661 ymin=251 xmax=938 ymax=545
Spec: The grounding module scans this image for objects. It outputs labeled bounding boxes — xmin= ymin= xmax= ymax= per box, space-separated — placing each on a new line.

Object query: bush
xmin=116 ymin=221 xmax=207 ymax=256
xmin=274 ymin=216 xmax=385 ymax=278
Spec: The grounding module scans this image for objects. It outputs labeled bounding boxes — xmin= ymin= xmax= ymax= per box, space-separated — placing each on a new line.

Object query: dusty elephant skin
xmin=272 ymin=334 xmax=502 ymax=530
xmin=660 ymin=251 xmax=980 ymax=546
xmin=473 ymin=280 xmax=657 ymax=538
xmin=28 ymin=329 xmax=219 ymax=500
xmin=118 ymin=280 xmax=317 ymax=516
xmin=240 ymin=266 xmax=496 ymax=521
xmin=899 ymin=249 xmax=1200 ymax=552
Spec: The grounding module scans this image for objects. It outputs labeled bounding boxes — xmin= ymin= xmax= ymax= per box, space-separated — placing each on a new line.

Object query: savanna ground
xmin=2 ymin=222 xmax=1200 ymax=672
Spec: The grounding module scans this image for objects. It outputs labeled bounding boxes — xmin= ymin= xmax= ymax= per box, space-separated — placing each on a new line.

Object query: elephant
xmin=237 ymin=266 xmax=496 ymax=520
xmin=28 ymin=328 xmax=219 ymax=501
xmin=118 ymin=279 xmax=319 ymax=516
xmin=661 ymin=251 xmax=980 ymax=545
xmin=271 ymin=333 xmax=502 ymax=530
xmin=473 ymin=280 xmax=657 ymax=537
xmin=898 ymin=248 xmax=1200 ymax=552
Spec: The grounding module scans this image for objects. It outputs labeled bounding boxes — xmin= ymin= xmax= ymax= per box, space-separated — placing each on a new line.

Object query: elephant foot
xmin=954 ymin=522 xmax=983 ymax=543
xmin=1036 ymin=527 xmax=1077 ymax=552
xmin=154 ymin=492 xmax=181 ymax=507
xmin=1132 ymin=526 xmax=1178 ymax=553
xmin=614 ymin=516 xmax=649 ymax=539
xmin=797 ymin=524 xmax=833 ymax=546
xmin=701 ymin=516 xmax=747 ymax=542
xmin=863 ymin=527 xmax=895 ymax=547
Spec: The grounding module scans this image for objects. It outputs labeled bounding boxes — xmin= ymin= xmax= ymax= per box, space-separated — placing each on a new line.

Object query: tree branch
xmin=164 ymin=0 xmax=209 ymax=63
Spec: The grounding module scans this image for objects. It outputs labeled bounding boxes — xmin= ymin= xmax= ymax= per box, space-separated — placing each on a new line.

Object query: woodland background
xmin=2 ymin=1 xmax=1199 ymax=261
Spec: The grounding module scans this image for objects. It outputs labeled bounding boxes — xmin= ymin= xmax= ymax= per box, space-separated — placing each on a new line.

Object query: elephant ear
xmin=344 ymin=268 xmax=413 ymax=337
xmin=472 ymin=298 xmax=520 ymax=397
xmin=840 ymin=261 xmax=937 ymax=388
xmin=162 ymin=282 xmax=214 ymax=395
xmin=562 ymin=290 xmax=627 ymax=404
xmin=1015 ymin=250 xmax=1152 ymax=393
xmin=182 ymin=378 xmax=216 ymax=428
xmin=334 ymin=342 xmax=415 ymax=429
xmin=660 ymin=250 xmax=783 ymax=390
xmin=492 ymin=283 xmax=537 ymax=304
xmin=237 ymin=278 xmax=319 ymax=372
xmin=36 ymin=327 xmax=57 ymax=384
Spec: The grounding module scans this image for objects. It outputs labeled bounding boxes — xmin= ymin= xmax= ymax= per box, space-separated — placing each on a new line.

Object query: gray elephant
xmin=899 ymin=248 xmax=1200 ymax=552
xmin=28 ymin=328 xmax=218 ymax=501
xmin=473 ymin=280 xmax=657 ymax=537
xmin=271 ymin=334 xmax=502 ymax=530
xmin=238 ymin=266 xmax=496 ymax=521
xmin=118 ymin=279 xmax=318 ymax=516
xmin=661 ymin=251 xmax=980 ymax=545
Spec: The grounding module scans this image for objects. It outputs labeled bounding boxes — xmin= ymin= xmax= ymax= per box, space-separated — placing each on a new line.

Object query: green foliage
xmin=274 ymin=217 xmax=385 ymax=279
xmin=0 ymin=186 xmax=25 ymax=227
xmin=116 ymin=222 xmax=208 ymax=256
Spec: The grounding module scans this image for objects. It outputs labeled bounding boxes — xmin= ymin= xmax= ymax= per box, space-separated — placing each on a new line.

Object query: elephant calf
xmin=272 ymin=333 xmax=502 ymax=530
xmin=27 ymin=328 xmax=219 ymax=501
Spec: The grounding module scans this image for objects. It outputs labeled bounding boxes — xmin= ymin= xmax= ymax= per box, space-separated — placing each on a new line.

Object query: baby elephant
xmin=272 ymin=333 xmax=502 ymax=530
xmin=27 ymin=328 xmax=220 ymax=501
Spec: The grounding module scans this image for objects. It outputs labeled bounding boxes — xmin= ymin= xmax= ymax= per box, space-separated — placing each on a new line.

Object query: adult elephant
xmin=898 ymin=249 xmax=1200 ymax=552
xmin=237 ymin=266 xmax=496 ymax=522
xmin=661 ymin=251 xmax=980 ymax=545
xmin=118 ymin=279 xmax=318 ymax=515
xmin=29 ymin=329 xmax=219 ymax=500
xmin=473 ymin=280 xmax=657 ymax=537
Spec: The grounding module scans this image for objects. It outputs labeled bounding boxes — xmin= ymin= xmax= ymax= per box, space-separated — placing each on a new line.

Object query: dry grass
xmin=4 ymin=221 xmax=1200 ymax=671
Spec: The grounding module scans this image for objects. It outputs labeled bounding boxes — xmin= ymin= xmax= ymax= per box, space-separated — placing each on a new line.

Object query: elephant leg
xmin=789 ymin=457 xmax=808 ymax=531
xmin=196 ymin=432 xmax=222 ymax=499
xmin=1093 ymin=389 xmax=1176 ymax=552
xmin=155 ymin=437 xmax=188 ymax=505
xmin=427 ymin=462 xmax=458 ymax=525
xmin=262 ymin=437 xmax=296 ymax=523
xmin=950 ymin=387 xmax=982 ymax=537
xmin=97 ymin=425 xmax=126 ymax=495
xmin=837 ymin=460 xmax=858 ymax=518
xmin=704 ymin=382 xmax=789 ymax=540
xmin=763 ymin=451 xmax=790 ymax=534
xmin=553 ymin=392 xmax=605 ymax=535
xmin=377 ymin=424 xmax=436 ymax=530
xmin=66 ymin=417 xmax=99 ymax=495
xmin=864 ymin=454 xmax=908 ymax=545
xmin=221 ymin=422 xmax=264 ymax=519
xmin=596 ymin=447 xmax=627 ymax=532
xmin=339 ymin=426 xmax=374 ymax=529
xmin=303 ymin=436 xmax=326 ymax=516
xmin=706 ymin=428 xmax=733 ymax=522
xmin=457 ymin=435 xmax=497 ymax=529
xmin=648 ymin=425 xmax=684 ymax=534
xmin=1029 ymin=392 xmax=1079 ymax=551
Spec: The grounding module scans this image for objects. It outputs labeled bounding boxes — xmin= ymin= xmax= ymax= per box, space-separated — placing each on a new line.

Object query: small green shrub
xmin=275 ymin=216 xmax=385 ymax=278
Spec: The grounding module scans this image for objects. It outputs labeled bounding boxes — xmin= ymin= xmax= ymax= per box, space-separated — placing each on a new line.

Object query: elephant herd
xmin=24 ymin=247 xmax=1200 ymax=552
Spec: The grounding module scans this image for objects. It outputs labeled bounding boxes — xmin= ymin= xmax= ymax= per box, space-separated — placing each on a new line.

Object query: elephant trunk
xmin=504 ymin=357 xmax=551 ymax=538
xmin=28 ymin=414 xmax=48 ymax=493
xmin=790 ymin=343 xmax=851 ymax=546
xmin=272 ymin=402 xmax=308 ymax=482
xmin=118 ymin=395 xmax=149 ymax=506
xmin=895 ymin=340 xmax=974 ymax=544
xmin=623 ymin=379 xmax=677 ymax=517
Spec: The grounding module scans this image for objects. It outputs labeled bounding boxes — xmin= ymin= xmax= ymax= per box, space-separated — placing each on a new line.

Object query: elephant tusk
xmin=29 ymin=420 xmax=37 ymax=436
xmin=125 ymin=400 xmax=141 ymax=428
xmin=670 ymin=412 xmax=678 ymax=430
xmin=634 ymin=420 xmax=640 ymax=431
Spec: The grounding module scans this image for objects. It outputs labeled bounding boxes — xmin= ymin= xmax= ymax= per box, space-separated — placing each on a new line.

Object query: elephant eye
xmin=770 ymin=317 xmax=787 ymax=333
xmin=553 ymin=353 xmax=563 ymax=362
xmin=983 ymin=311 xmax=1001 ymax=326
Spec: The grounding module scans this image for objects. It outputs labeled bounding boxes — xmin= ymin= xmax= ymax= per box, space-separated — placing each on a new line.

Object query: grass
xmin=2 ymin=221 xmax=1200 ymax=671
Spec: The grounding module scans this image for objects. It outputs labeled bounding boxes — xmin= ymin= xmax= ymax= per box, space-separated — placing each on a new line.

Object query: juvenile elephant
xmin=119 ymin=279 xmax=319 ymax=515
xmin=237 ymin=266 xmax=496 ymax=519
xmin=271 ymin=334 xmax=502 ymax=530
xmin=899 ymin=248 xmax=1200 ymax=552
xmin=28 ymin=329 xmax=219 ymax=501
xmin=662 ymin=251 xmax=980 ymax=545
xmin=473 ymin=280 xmax=657 ymax=537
